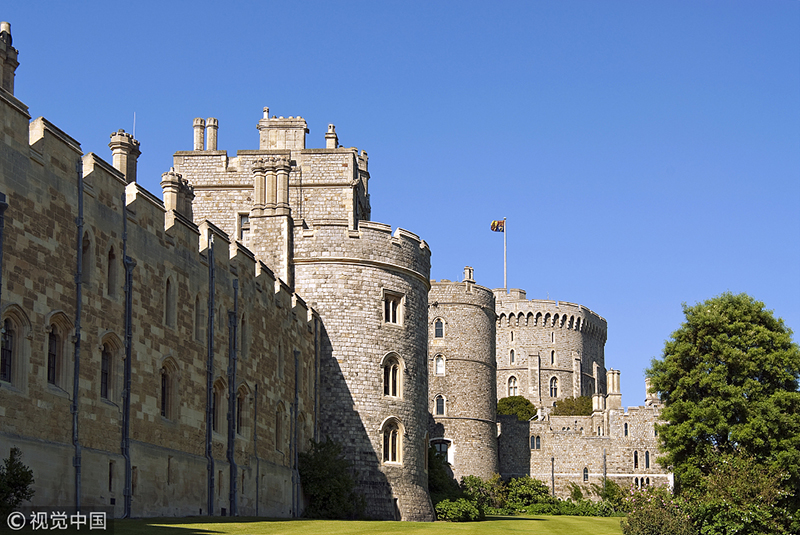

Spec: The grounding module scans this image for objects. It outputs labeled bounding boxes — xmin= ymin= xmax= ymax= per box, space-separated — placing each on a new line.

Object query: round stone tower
xmin=494 ymin=289 xmax=607 ymax=409
xmin=429 ymin=267 xmax=498 ymax=480
xmin=293 ymin=221 xmax=433 ymax=521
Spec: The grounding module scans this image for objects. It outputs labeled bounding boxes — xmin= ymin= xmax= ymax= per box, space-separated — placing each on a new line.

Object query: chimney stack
xmin=108 ymin=129 xmax=141 ymax=183
xmin=205 ymin=118 xmax=218 ymax=150
xmin=193 ymin=118 xmax=206 ymax=151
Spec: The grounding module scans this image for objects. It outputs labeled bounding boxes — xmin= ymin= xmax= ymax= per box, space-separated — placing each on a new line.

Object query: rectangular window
xmin=239 ymin=214 xmax=250 ymax=241
xmin=383 ymin=291 xmax=403 ymax=325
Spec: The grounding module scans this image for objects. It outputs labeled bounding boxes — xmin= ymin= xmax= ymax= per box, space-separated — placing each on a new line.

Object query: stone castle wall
xmin=495 ymin=289 xmax=608 ymax=408
xmin=174 ymin=115 xmax=434 ymax=520
xmin=428 ymin=272 xmax=498 ymax=480
xmin=0 ymin=72 xmax=317 ymax=518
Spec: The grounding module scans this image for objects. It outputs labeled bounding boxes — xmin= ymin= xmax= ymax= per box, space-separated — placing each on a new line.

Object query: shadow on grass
xmin=113 ymin=516 xmax=298 ymax=535
xmin=483 ymin=515 xmax=545 ymax=522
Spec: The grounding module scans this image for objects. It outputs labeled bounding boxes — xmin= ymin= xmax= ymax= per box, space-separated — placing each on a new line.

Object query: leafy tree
xmin=297 ymin=437 xmax=365 ymax=519
xmin=591 ymin=478 xmax=626 ymax=512
xmin=620 ymin=486 xmax=696 ymax=535
xmin=0 ymin=447 xmax=35 ymax=517
xmin=461 ymin=474 xmax=506 ymax=511
xmin=505 ymin=475 xmax=554 ymax=508
xmin=646 ymin=292 xmax=800 ymax=527
xmin=497 ymin=396 xmax=538 ymax=421
xmin=551 ymin=396 xmax=593 ymax=416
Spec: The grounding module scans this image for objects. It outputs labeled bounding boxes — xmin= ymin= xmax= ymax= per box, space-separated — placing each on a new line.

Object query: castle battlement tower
xmin=429 ymin=267 xmax=498 ymax=480
xmin=494 ymin=290 xmax=607 ymax=408
xmin=173 ymin=111 xmax=433 ymax=521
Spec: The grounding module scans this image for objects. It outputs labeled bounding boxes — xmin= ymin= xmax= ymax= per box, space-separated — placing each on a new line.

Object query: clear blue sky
xmin=5 ymin=1 xmax=799 ymax=407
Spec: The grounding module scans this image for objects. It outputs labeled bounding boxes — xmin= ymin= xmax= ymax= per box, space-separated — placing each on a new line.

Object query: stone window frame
xmin=99 ymin=332 xmax=123 ymax=404
xmin=237 ymin=213 xmax=250 ymax=242
xmin=583 ymin=467 xmax=589 ymax=482
xmin=0 ymin=305 xmax=31 ymax=390
xmin=433 ymin=318 xmax=444 ymax=338
xmin=235 ymin=383 xmax=251 ymax=439
xmin=275 ymin=403 xmax=286 ymax=453
xmin=549 ymin=376 xmax=558 ymax=397
xmin=633 ymin=450 xmax=639 ymax=469
xmin=434 ymin=354 xmax=445 ymax=376
xmin=381 ymin=417 xmax=403 ymax=465
xmin=211 ymin=377 xmax=228 ymax=435
xmin=434 ymin=394 xmax=446 ymax=416
xmin=508 ymin=375 xmax=518 ymax=397
xmin=382 ymin=352 xmax=404 ymax=398
xmin=164 ymin=275 xmax=177 ymax=329
xmin=159 ymin=356 xmax=180 ymax=421
xmin=510 ymin=349 xmax=515 ymax=365
xmin=530 ymin=435 xmax=541 ymax=450
xmin=645 ymin=450 xmax=650 ymax=469
xmin=44 ymin=310 xmax=73 ymax=391
xmin=382 ymin=289 xmax=404 ymax=326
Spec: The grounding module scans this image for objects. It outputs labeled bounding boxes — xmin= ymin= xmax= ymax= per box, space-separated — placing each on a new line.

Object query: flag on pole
xmin=490 ymin=220 xmax=505 ymax=232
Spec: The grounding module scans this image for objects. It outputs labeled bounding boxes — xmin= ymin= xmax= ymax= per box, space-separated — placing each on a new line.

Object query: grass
xmin=108 ymin=515 xmax=623 ymax=535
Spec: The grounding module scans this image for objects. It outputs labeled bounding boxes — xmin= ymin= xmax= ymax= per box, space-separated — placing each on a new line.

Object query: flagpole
xmin=503 ymin=217 xmax=507 ymax=292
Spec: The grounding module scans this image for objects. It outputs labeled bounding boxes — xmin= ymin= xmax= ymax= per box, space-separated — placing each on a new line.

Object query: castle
xmin=0 ymin=21 xmax=667 ymax=521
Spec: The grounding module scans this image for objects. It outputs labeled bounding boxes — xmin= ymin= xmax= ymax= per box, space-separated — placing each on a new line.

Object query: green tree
xmin=427 ymin=446 xmax=460 ymax=506
xmin=297 ymin=437 xmax=365 ymax=519
xmin=497 ymin=396 xmax=538 ymax=421
xmin=646 ymin=292 xmax=800 ymax=529
xmin=551 ymin=396 xmax=593 ymax=416
xmin=0 ymin=447 xmax=35 ymax=517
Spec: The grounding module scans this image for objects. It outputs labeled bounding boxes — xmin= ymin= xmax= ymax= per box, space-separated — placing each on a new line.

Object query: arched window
xmin=47 ymin=326 xmax=60 ymax=385
xmin=634 ymin=450 xmax=639 ymax=469
xmin=275 ymin=405 xmax=285 ymax=452
xmin=101 ymin=344 xmax=112 ymax=399
xmin=382 ymin=419 xmax=401 ymax=464
xmin=645 ymin=451 xmax=650 ymax=469
xmin=434 ymin=355 xmax=445 ymax=376
xmin=212 ymin=379 xmax=226 ymax=433
xmin=550 ymin=350 xmax=555 ymax=365
xmin=635 ymin=477 xmax=639 ymax=488
xmin=164 ymin=277 xmax=177 ymax=328
xmin=81 ymin=232 xmax=92 ymax=284
xmin=549 ymin=377 xmax=558 ymax=397
xmin=510 ymin=349 xmax=515 ymax=364
xmin=645 ymin=477 xmax=650 ymax=486
xmin=383 ymin=355 xmax=401 ymax=397
xmin=107 ymin=247 xmax=118 ymax=297
xmin=194 ymin=295 xmax=203 ymax=342
xmin=583 ymin=467 xmax=589 ymax=482
xmin=1 ymin=318 xmax=15 ymax=383
xmin=434 ymin=394 xmax=445 ymax=416
xmin=236 ymin=386 xmax=249 ymax=436
xmin=530 ymin=435 xmax=541 ymax=450
xmin=508 ymin=376 xmax=518 ymax=396
xmin=624 ymin=423 xmax=628 ymax=437
xmin=160 ymin=358 xmax=179 ymax=421
xmin=434 ymin=319 xmax=443 ymax=338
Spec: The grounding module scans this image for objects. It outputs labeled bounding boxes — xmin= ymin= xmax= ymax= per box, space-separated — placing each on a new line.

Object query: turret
xmin=160 ymin=167 xmax=194 ymax=220
xmin=325 ymin=124 xmax=338 ymax=149
xmin=108 ymin=129 xmax=141 ymax=183
xmin=606 ymin=369 xmax=621 ymax=410
xmin=0 ymin=21 xmax=18 ymax=95
xmin=644 ymin=378 xmax=661 ymax=407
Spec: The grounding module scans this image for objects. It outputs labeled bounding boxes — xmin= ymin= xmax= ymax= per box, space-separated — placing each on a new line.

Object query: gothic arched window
xmin=434 ymin=319 xmax=443 ymax=338
xmin=508 ymin=376 xmax=518 ymax=396
xmin=383 ymin=355 xmax=401 ymax=397
xmin=549 ymin=377 xmax=558 ymax=397
xmin=435 ymin=355 xmax=445 ymax=376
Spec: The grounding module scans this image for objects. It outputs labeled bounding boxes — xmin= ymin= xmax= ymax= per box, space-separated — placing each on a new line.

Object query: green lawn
xmin=111 ymin=515 xmax=623 ymax=535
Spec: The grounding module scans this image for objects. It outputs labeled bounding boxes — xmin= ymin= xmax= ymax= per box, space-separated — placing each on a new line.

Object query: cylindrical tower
xmin=429 ymin=267 xmax=498 ymax=481
xmin=293 ymin=221 xmax=434 ymax=521
xmin=494 ymin=289 xmax=607 ymax=409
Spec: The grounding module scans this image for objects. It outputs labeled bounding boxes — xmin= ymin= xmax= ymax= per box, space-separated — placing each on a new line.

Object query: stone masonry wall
xmin=495 ymin=289 xmax=607 ymax=408
xmin=0 ymin=83 xmax=316 ymax=518
xmin=429 ymin=275 xmax=498 ymax=481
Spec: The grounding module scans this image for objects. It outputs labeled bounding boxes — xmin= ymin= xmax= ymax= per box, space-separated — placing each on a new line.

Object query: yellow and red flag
xmin=490 ymin=220 xmax=505 ymax=232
